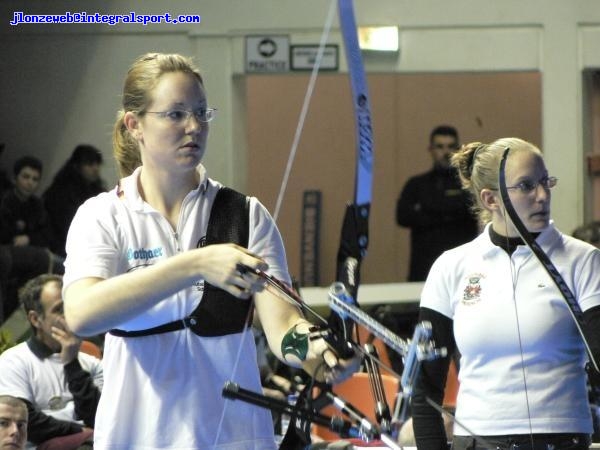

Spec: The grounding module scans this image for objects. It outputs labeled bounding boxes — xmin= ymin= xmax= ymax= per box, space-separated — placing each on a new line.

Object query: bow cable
xmin=499 ymin=148 xmax=599 ymax=372
xmin=214 ymin=2 xmax=337 ymax=446
xmin=498 ymin=147 xmax=599 ymax=449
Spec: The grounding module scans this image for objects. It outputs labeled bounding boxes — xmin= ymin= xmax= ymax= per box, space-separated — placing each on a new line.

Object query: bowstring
xmin=212 ymin=306 xmax=256 ymax=447
xmin=214 ymin=2 xmax=336 ymax=446
xmin=498 ymin=148 xmax=535 ymax=448
xmin=273 ymin=0 xmax=337 ymax=222
xmin=503 ymin=213 xmax=536 ymax=447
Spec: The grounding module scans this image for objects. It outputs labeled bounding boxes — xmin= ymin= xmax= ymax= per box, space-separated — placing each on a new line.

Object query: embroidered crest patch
xmin=462 ymin=274 xmax=483 ymax=305
xmin=48 ymin=395 xmax=67 ymax=410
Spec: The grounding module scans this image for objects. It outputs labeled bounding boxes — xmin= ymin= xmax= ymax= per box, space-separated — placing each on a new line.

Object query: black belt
xmin=452 ymin=433 xmax=591 ymax=450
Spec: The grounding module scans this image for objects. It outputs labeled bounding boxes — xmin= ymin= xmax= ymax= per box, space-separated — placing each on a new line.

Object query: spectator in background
xmin=0 ymin=156 xmax=57 ymax=251
xmin=43 ymin=145 xmax=106 ymax=257
xmin=0 ymin=395 xmax=28 ymax=450
xmin=396 ymin=125 xmax=478 ymax=281
xmin=0 ymin=157 xmax=63 ymax=322
xmin=0 ymin=143 xmax=12 ymax=196
xmin=0 ymin=274 xmax=102 ymax=450
xmin=573 ymin=221 xmax=600 ymax=248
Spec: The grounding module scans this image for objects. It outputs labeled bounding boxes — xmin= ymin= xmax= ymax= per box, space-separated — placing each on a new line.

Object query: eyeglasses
xmin=505 ymin=176 xmax=558 ymax=194
xmin=143 ymin=108 xmax=217 ymax=124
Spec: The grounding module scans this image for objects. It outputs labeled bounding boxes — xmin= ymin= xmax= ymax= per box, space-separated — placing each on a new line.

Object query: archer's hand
xmin=282 ymin=322 xmax=361 ymax=384
xmin=51 ymin=316 xmax=82 ymax=364
xmin=197 ymin=244 xmax=268 ymax=299
xmin=304 ymin=334 xmax=361 ymax=384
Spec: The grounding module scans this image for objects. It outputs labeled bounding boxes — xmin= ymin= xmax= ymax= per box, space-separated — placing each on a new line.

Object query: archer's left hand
xmin=281 ymin=322 xmax=361 ymax=384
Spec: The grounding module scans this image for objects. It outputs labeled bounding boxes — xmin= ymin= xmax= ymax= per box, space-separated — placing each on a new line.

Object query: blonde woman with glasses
xmin=62 ymin=53 xmax=358 ymax=450
xmin=412 ymin=138 xmax=600 ymax=450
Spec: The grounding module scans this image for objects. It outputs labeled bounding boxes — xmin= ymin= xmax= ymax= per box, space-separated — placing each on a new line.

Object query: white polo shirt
xmin=421 ymin=222 xmax=600 ymax=436
xmin=63 ymin=165 xmax=290 ymax=450
xmin=0 ymin=341 xmax=103 ymax=449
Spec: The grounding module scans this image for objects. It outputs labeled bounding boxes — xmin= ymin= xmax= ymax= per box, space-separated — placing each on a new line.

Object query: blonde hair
xmin=112 ymin=53 xmax=204 ymax=177
xmin=451 ymin=137 xmax=541 ymax=225
xmin=0 ymin=395 xmax=27 ymax=417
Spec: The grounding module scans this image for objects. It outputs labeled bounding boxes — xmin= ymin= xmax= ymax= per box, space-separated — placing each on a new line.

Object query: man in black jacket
xmin=396 ymin=125 xmax=478 ymax=281
xmin=0 ymin=274 xmax=102 ymax=449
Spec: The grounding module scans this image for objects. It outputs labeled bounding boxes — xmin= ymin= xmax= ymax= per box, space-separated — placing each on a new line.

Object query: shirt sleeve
xmin=63 ymin=194 xmax=120 ymax=290
xmin=248 ymin=197 xmax=291 ymax=285
xmin=0 ymin=351 xmax=34 ymax=401
xmin=575 ymin=246 xmax=600 ymax=313
xmin=64 ymin=358 xmax=102 ymax=427
xmin=23 ymin=399 xmax=83 ymax=445
xmin=419 ymin=253 xmax=455 ymax=319
xmin=412 ymin=307 xmax=456 ymax=450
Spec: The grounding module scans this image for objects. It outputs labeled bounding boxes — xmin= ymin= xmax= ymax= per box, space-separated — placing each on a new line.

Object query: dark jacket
xmin=0 ymin=189 xmax=56 ymax=249
xmin=396 ymin=167 xmax=478 ymax=281
xmin=43 ymin=168 xmax=105 ymax=256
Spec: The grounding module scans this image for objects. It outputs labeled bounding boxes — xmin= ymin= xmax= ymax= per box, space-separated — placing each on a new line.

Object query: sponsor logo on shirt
xmin=462 ymin=273 xmax=484 ymax=305
xmin=126 ymin=246 xmax=163 ymax=262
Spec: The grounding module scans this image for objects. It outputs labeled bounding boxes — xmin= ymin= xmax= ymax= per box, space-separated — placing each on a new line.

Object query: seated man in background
xmin=0 ymin=274 xmax=103 ymax=450
xmin=0 ymin=395 xmax=28 ymax=450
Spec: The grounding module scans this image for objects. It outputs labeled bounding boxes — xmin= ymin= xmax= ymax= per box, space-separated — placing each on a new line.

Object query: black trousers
xmin=452 ymin=433 xmax=591 ymax=450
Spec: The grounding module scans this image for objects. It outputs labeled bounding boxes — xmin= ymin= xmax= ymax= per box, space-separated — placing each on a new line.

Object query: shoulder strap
xmin=205 ymin=186 xmax=249 ymax=247
xmin=191 ymin=187 xmax=252 ymax=336
xmin=110 ymin=186 xmax=251 ymax=338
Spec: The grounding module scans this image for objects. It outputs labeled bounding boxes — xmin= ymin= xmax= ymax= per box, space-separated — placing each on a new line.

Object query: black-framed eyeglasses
xmin=143 ymin=107 xmax=217 ymax=124
xmin=505 ymin=176 xmax=558 ymax=194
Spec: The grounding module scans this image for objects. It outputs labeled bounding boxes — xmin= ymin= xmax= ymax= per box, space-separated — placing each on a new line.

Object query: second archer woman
xmin=411 ymin=137 xmax=600 ymax=450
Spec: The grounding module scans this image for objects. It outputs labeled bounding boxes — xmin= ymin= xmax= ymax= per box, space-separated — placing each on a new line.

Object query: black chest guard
xmin=110 ymin=186 xmax=251 ymax=338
